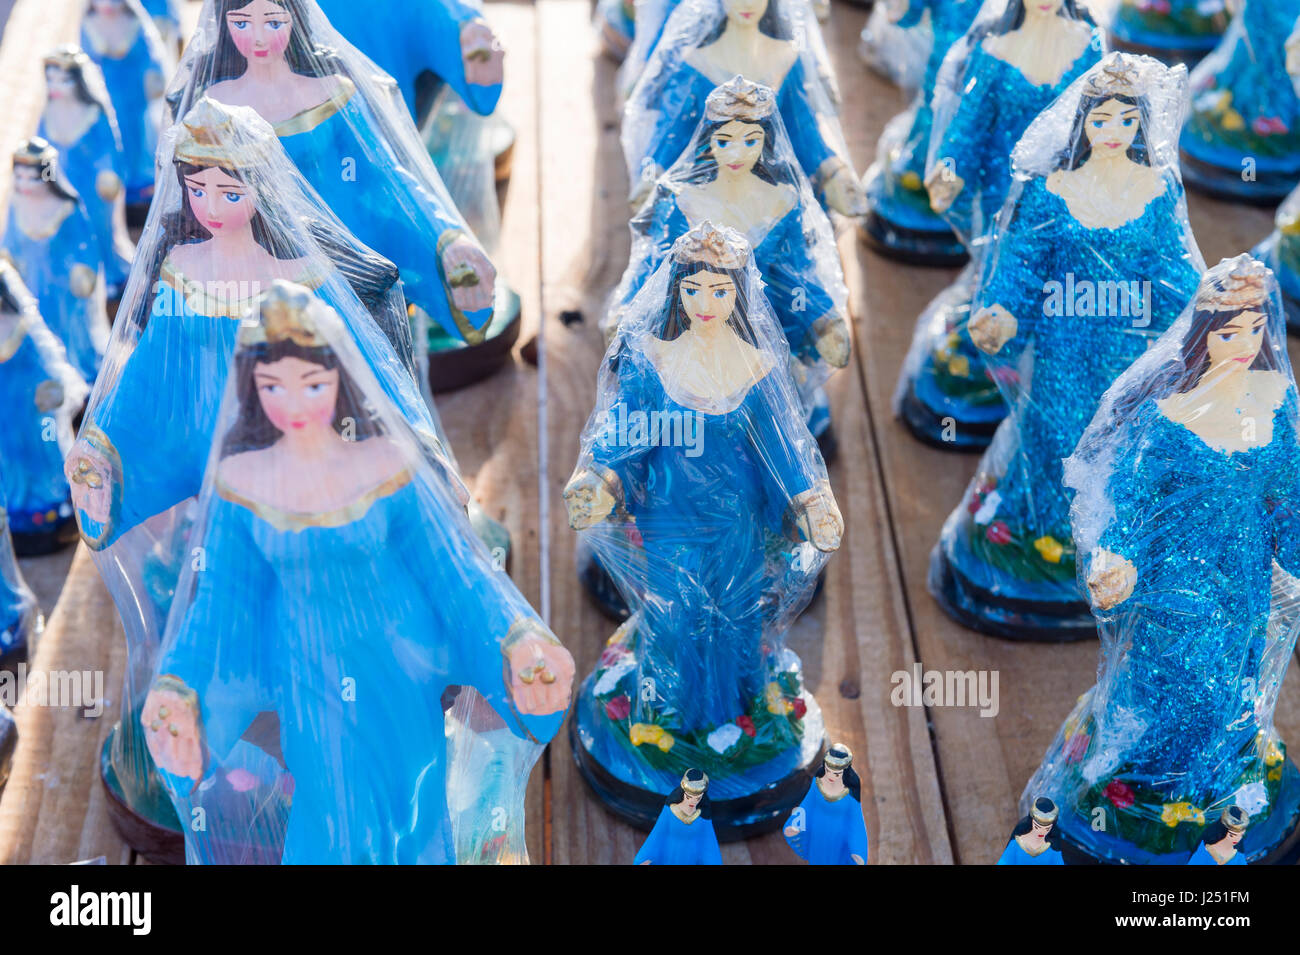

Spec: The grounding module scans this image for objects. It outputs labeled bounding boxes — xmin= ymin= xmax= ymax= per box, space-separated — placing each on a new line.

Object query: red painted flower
xmin=987 ymin=366 xmax=1020 ymax=387
xmin=1254 ymin=116 xmax=1289 ymax=136
xmin=986 ymin=521 xmax=1012 ymax=545
xmin=1064 ymin=732 xmax=1090 ymax=764
xmin=967 ymin=493 xmax=983 ymax=514
xmin=737 ymin=715 xmax=756 ymax=738
xmin=598 ymin=646 xmax=626 ymax=668
xmin=604 ymin=694 xmax=631 ymax=721
xmin=790 ymin=697 xmax=807 ymax=720
xmin=625 ymin=525 xmax=644 ymax=547
xmin=1104 ymin=780 xmax=1135 ymax=809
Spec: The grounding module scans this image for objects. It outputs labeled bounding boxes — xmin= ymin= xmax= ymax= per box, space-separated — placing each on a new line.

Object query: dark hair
xmin=664 ymin=768 xmax=712 ymax=819
xmin=1057 ymin=91 xmax=1151 ymax=170
xmin=683 ymin=113 xmax=792 ymax=187
xmin=984 ymin=0 xmax=1091 ymax=36
xmin=656 ymin=258 xmax=759 ymax=343
xmin=0 ymin=272 xmax=24 ymax=314
xmin=701 ymin=0 xmax=787 ymax=45
xmin=1009 ymin=798 xmax=1062 ymax=849
xmin=1198 ymin=818 xmax=1235 ymax=849
xmin=814 ymin=750 xmax=862 ymax=803
xmin=11 ymin=155 xmax=80 ymax=204
xmin=44 ymin=61 xmax=106 ymax=111
xmin=209 ymin=0 xmax=337 ymax=85
xmin=220 ymin=337 xmax=383 ymax=455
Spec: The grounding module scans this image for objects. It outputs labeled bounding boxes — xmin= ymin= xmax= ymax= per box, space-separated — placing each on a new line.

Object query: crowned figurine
xmin=142 ymin=282 xmax=574 ymax=863
xmin=1188 ymin=807 xmax=1249 ymax=865
xmin=896 ymin=0 xmax=1102 ymax=450
xmin=1109 ymin=0 xmax=1229 ymax=65
xmin=1251 ymin=183 xmax=1300 ymax=333
xmin=565 ymin=222 xmax=842 ymax=835
xmin=1179 ymin=0 xmax=1300 ymax=203
xmin=622 ymin=0 xmax=863 ymax=218
xmin=4 ymin=139 xmax=111 ymax=384
xmin=929 ymin=53 xmax=1204 ymax=641
xmin=783 ymin=744 xmax=869 ymax=864
xmin=0 ymin=470 xmax=45 ymax=666
xmin=1024 ymin=255 xmax=1300 ymax=864
xmin=634 ymin=769 xmax=723 ymax=864
xmin=996 ymin=796 xmax=1065 ymax=864
xmin=38 ymin=46 xmax=136 ymax=303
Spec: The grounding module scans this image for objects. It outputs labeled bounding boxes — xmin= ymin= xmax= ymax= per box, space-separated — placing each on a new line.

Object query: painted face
xmin=1205 ymin=309 xmax=1267 ymax=375
xmin=682 ymin=791 xmax=703 ymax=811
xmin=710 ymin=121 xmax=765 ymax=176
xmin=824 ymin=767 xmax=843 ymax=784
xmin=1030 ymin=820 xmax=1050 ymax=836
xmin=679 ymin=270 xmax=737 ymax=328
xmin=722 ymin=0 xmax=768 ymax=27
xmin=184 ymin=166 xmax=257 ymax=235
xmin=90 ymin=0 xmax=124 ymax=16
xmin=1227 ymin=829 xmax=1243 ymax=847
xmin=1083 ymin=98 xmax=1142 ymax=157
xmin=253 ymin=356 xmax=340 ymax=435
xmin=1026 ymin=0 xmax=1064 ymax=19
xmin=226 ymin=0 xmax=294 ymax=63
xmin=12 ymin=164 xmax=47 ymax=198
xmin=45 ymin=66 xmax=77 ymax=101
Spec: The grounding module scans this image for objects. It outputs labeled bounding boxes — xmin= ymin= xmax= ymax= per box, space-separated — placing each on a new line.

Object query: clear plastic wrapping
xmin=622 ymin=0 xmax=863 ymax=216
xmin=0 ymin=472 xmax=42 ymax=661
xmin=857 ymin=0 xmax=933 ymax=91
xmin=565 ymin=222 xmax=842 ymax=805
xmin=1109 ymin=0 xmax=1229 ymax=61
xmin=1251 ymin=182 xmax=1300 ymax=333
xmin=928 ymin=52 xmax=1206 ymax=640
xmin=1024 ymin=254 xmax=1300 ymax=864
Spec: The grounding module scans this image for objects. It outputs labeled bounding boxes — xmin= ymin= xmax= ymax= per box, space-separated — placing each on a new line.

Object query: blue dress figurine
xmin=565 ymin=223 xmax=843 ymax=834
xmin=996 ymin=797 xmax=1066 ymax=864
xmin=634 ymin=770 xmax=723 ymax=864
xmin=0 ymin=473 xmax=42 ymax=664
xmin=859 ymin=0 xmax=933 ymax=91
xmin=39 ymin=46 xmax=136 ymax=302
xmin=929 ymin=53 xmax=1204 ymax=641
xmin=622 ymin=0 xmax=863 ymax=217
xmin=80 ymin=0 xmax=171 ymax=212
xmin=142 ymin=282 xmax=574 ymax=864
xmin=896 ymin=0 xmax=1102 ymax=450
xmin=4 ymin=139 xmax=111 ymax=383
xmin=1025 ymin=255 xmax=1300 ymax=865
xmin=860 ymin=0 xmax=983 ymax=264
xmin=1109 ymin=0 xmax=1229 ymax=65
xmin=783 ymin=744 xmax=869 ymax=864
xmin=1187 ymin=807 xmax=1249 ymax=865
xmin=597 ymin=0 xmax=636 ymax=62
xmin=1180 ymin=0 xmax=1300 ymax=203
xmin=1252 ymin=183 xmax=1300 ymax=333
xmin=0 ymin=261 xmax=89 ymax=556
xmin=138 ymin=0 xmax=183 ymax=50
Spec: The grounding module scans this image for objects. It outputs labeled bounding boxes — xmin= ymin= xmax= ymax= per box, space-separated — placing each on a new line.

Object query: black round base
xmin=569 ymin=716 xmax=821 ymax=841
xmin=816 ymin=421 xmax=838 ymax=466
xmin=1056 ymin=817 xmax=1300 ymax=866
xmin=100 ymin=729 xmax=185 ymax=866
xmin=427 ymin=308 xmax=522 ymax=393
xmin=12 ymin=523 xmax=77 ymax=558
xmin=1180 ymin=149 xmax=1298 ymax=207
xmin=859 ymin=214 xmax=968 ymax=268
xmin=897 ymin=381 xmax=998 ymax=453
xmin=929 ymin=545 xmax=1097 ymax=643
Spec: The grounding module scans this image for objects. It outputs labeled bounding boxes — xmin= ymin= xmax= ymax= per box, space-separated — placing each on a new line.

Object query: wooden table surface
xmin=0 ymin=0 xmax=1297 ymax=865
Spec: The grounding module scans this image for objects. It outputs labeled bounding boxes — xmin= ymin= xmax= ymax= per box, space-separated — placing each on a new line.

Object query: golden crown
xmin=12 ymin=137 xmax=57 ymax=168
xmin=174 ymin=97 xmax=276 ymax=168
xmin=1083 ymin=56 xmax=1142 ymax=99
xmin=1221 ymin=805 xmax=1249 ymax=835
xmin=704 ymin=75 xmax=777 ymax=123
xmin=1030 ymin=797 xmax=1059 ymax=826
xmin=824 ymin=744 xmax=853 ymax=771
xmin=237 ymin=281 xmax=330 ymax=348
xmin=43 ymin=44 xmax=90 ymax=72
xmin=671 ymin=221 xmax=749 ymax=270
xmin=1195 ymin=255 xmax=1273 ymax=312
xmin=681 ymin=771 xmax=709 ymax=796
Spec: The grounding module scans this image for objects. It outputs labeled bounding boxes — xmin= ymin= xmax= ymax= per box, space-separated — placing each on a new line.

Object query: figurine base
xmin=859 ymin=214 xmax=968 ymax=267
xmin=568 ymin=713 xmax=824 ymax=841
xmin=100 ymin=726 xmax=185 ymax=865
xmin=11 ymin=522 xmax=78 ymax=558
xmin=928 ymin=543 xmax=1097 ymax=642
xmin=1179 ymin=148 xmax=1298 ymax=206
xmin=896 ymin=380 xmax=999 ymax=452
xmin=427 ymin=288 xmax=523 ymax=392
xmin=1107 ymin=33 xmax=1218 ymax=68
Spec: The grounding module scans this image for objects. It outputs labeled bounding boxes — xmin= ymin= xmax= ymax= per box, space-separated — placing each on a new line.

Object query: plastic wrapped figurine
xmin=860 ymin=0 xmax=984 ymax=264
xmin=64 ymin=98 xmax=474 ymax=858
xmin=1179 ymin=0 xmax=1300 ymax=203
xmin=80 ymin=0 xmax=173 ymax=214
xmin=783 ymin=744 xmax=869 ymax=864
xmin=4 ymin=140 xmax=111 ymax=383
xmin=634 ymin=770 xmax=723 ymax=864
xmin=1251 ymin=184 xmax=1300 ymax=333
xmin=895 ymin=0 xmax=1103 ymax=449
xmin=1109 ymin=0 xmax=1229 ymax=65
xmin=1187 ymin=807 xmax=1249 ymax=865
xmin=929 ymin=53 xmax=1205 ymax=640
xmin=0 ymin=260 xmax=89 ymax=556
xmin=0 ymin=469 xmax=45 ymax=664
xmin=996 ymin=796 xmax=1065 ymax=864
xmin=38 ymin=46 xmax=136 ymax=303
xmin=564 ymin=222 xmax=843 ymax=835
xmin=858 ymin=0 xmax=933 ymax=91
xmin=598 ymin=0 xmax=636 ymax=62
xmin=1024 ymin=255 xmax=1300 ymax=864
xmin=622 ymin=0 xmax=864 ymax=218
xmin=168 ymin=0 xmax=516 ymax=386
xmin=139 ymin=0 xmax=184 ymax=50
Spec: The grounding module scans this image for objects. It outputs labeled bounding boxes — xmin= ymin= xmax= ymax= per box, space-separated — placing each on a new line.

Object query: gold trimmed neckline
xmin=215 ymin=466 xmax=413 ymax=533
xmin=815 ymin=777 xmax=850 ymax=803
xmin=272 ymin=76 xmax=357 ymax=138
xmin=159 ymin=255 xmax=327 ymax=319
xmin=670 ymin=803 xmax=702 ymax=825
xmin=1013 ymin=833 xmax=1051 ymax=857
xmin=0 ymin=313 xmax=31 ymax=362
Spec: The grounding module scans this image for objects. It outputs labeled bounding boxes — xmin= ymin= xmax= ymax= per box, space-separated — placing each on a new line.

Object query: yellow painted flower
xmin=656 ymin=732 xmax=675 ymax=753
xmin=1264 ymin=739 xmax=1284 ymax=767
xmin=1269 ymin=765 xmax=1283 ymax=782
xmin=1160 ymin=802 xmax=1205 ymax=827
xmin=766 ymin=682 xmax=791 ymax=715
xmin=947 ymin=355 xmax=970 ymax=378
xmin=1280 ymin=213 xmax=1300 ymax=236
xmin=1222 ymin=109 xmax=1245 ymax=132
xmin=1033 ymin=535 xmax=1064 ymax=564
xmin=901 ymin=171 xmax=923 ymax=191
xmin=946 ymin=332 xmax=961 ymax=350
xmin=629 ymin=723 xmax=665 ymax=747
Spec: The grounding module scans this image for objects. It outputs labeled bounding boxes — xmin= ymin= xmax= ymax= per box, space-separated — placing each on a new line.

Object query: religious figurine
xmin=0 ymin=472 xmax=45 ymax=665
xmin=929 ymin=53 xmax=1204 ymax=640
xmin=634 ymin=769 xmax=723 ymax=864
xmin=996 ymin=796 xmax=1065 ymax=864
xmin=80 ymin=0 xmax=173 ymax=215
xmin=0 ymin=260 xmax=89 ymax=556
xmin=565 ymin=222 xmax=842 ymax=835
xmin=1109 ymin=0 xmax=1229 ymax=66
xmin=598 ymin=0 xmax=636 ymax=62
xmin=896 ymin=0 xmax=1102 ymax=450
xmin=139 ymin=0 xmax=183 ymax=51
xmin=142 ymin=281 xmax=573 ymax=863
xmin=783 ymin=744 xmax=869 ymax=864
xmin=622 ymin=0 xmax=864 ymax=218
xmin=1179 ymin=0 xmax=1300 ymax=203
xmin=1251 ymin=183 xmax=1300 ymax=333
xmin=4 ymin=140 xmax=111 ymax=383
xmin=1188 ymin=806 xmax=1249 ymax=865
xmin=858 ymin=0 xmax=933 ymax=91
xmin=1024 ymin=255 xmax=1300 ymax=864
xmin=860 ymin=0 xmax=983 ymax=264
xmin=168 ymin=0 xmax=516 ymax=386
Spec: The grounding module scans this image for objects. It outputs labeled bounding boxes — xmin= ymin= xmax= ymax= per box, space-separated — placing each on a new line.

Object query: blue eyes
xmin=268 ymin=20 xmax=285 ymax=29
xmin=1092 ymin=118 xmax=1138 ymax=129
xmin=260 ymin=384 xmax=284 ymax=395
xmin=685 ymin=288 xmax=697 ymax=297
xmin=684 ymin=288 xmax=730 ymax=299
xmin=306 ymin=383 xmax=328 ymax=395
xmin=1123 ymin=118 xmax=1136 ymax=127
xmin=189 ymin=186 xmax=204 ymax=198
xmin=230 ymin=19 xmax=287 ymax=31
xmin=224 ymin=192 xmax=243 ymax=204
xmin=744 ymin=139 xmax=758 ymax=148
xmin=713 ymin=290 xmax=727 ymax=299
xmin=1091 ymin=121 xmax=1103 ymax=128
xmin=231 ymin=21 xmax=247 ymax=30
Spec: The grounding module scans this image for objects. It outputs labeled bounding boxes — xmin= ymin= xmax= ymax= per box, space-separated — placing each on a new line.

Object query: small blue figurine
xmin=1251 ymin=183 xmax=1300 ymax=333
xmin=4 ymin=139 xmax=110 ymax=384
xmin=38 ymin=46 xmax=135 ymax=302
xmin=1180 ymin=0 xmax=1300 ymax=203
xmin=635 ymin=770 xmax=723 ymax=864
xmin=1188 ymin=807 xmax=1249 ymax=865
xmin=997 ymin=796 xmax=1065 ymax=864
xmin=1109 ymin=0 xmax=1229 ymax=65
xmin=783 ymin=744 xmax=869 ymax=865
xmin=0 ymin=475 xmax=42 ymax=664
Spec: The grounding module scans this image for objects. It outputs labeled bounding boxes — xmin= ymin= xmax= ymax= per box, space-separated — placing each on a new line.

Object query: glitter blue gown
xmin=3 ymin=202 xmax=107 ymax=383
xmin=784 ymin=783 xmax=869 ymax=864
xmin=37 ymin=105 xmax=132 ymax=299
xmin=1187 ymin=844 xmax=1246 ymax=865
xmin=154 ymin=477 xmax=563 ymax=864
xmin=932 ymin=177 xmax=1201 ymax=636
xmin=634 ymin=806 xmax=723 ymax=864
xmin=1110 ymin=0 xmax=1229 ymax=61
xmin=996 ymin=838 xmax=1064 ymax=865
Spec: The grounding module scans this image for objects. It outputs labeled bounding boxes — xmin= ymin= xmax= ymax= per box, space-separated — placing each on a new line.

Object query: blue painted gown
xmin=0 ymin=485 xmax=38 ymax=658
xmin=784 ymin=782 xmax=869 ymax=864
xmin=1187 ymin=844 xmax=1246 ymax=865
xmin=996 ymin=837 xmax=1064 ymax=865
xmin=634 ymin=805 xmax=722 ymax=864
